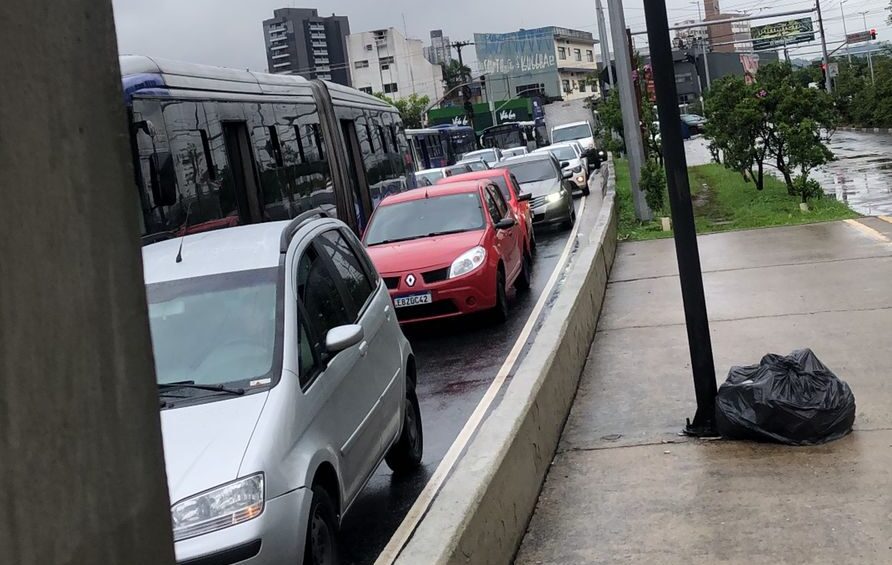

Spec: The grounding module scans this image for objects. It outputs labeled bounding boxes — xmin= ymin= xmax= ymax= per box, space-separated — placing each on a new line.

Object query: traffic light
xmin=870 ymin=29 xmax=877 ymax=40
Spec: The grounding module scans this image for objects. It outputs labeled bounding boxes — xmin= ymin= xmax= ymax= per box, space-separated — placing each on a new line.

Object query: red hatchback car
xmin=363 ymin=181 xmax=532 ymax=324
xmin=437 ymin=169 xmax=536 ymax=257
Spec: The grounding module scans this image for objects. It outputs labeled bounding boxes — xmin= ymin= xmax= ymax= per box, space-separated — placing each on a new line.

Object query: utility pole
xmin=607 ymin=0 xmax=652 ymax=220
xmin=595 ymin=0 xmax=616 ymax=89
xmin=690 ymin=0 xmax=703 ymax=22
xmin=815 ymin=0 xmax=832 ymax=93
xmin=451 ymin=40 xmax=474 ymax=82
xmin=700 ymin=38 xmax=711 ymax=88
xmin=644 ymin=0 xmax=718 ymax=437
xmin=860 ymin=11 xmax=875 ymax=85
xmin=840 ymin=0 xmax=852 ymax=63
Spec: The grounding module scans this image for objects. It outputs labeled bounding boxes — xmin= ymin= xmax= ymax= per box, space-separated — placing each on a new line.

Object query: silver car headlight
xmin=546 ymin=191 xmax=564 ymax=204
xmin=171 ymin=473 xmax=264 ymax=541
xmin=449 ymin=246 xmax=486 ymax=278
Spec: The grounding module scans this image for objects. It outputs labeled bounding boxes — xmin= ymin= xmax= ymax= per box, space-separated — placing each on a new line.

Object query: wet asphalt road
xmin=338 ymin=199 xmax=583 ymax=565
xmin=813 ymin=130 xmax=892 ymax=216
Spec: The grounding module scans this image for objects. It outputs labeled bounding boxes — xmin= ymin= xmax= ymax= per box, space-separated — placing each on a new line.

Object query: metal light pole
xmin=595 ymin=0 xmax=616 ymax=89
xmin=607 ymin=0 xmax=652 ymax=220
xmin=643 ymin=0 xmax=718 ymax=436
xmin=840 ymin=0 xmax=852 ymax=64
xmin=700 ymin=39 xmax=711 ymax=89
xmin=815 ymin=0 xmax=832 ymax=93
xmin=860 ymin=11 xmax=875 ymax=85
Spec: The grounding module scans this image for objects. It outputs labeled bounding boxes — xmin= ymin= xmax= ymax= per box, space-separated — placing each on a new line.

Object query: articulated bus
xmin=122 ymin=56 xmax=414 ymax=241
xmin=430 ymin=125 xmax=478 ymax=162
xmin=405 ymin=128 xmax=448 ymax=170
xmin=480 ymin=121 xmax=547 ymax=152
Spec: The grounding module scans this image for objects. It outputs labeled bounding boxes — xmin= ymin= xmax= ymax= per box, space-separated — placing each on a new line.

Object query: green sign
xmin=751 ymin=18 xmax=815 ymax=51
xmin=427 ymin=99 xmax=533 ymax=133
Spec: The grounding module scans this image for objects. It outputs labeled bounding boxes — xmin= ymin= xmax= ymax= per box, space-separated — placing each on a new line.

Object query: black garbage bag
xmin=715 ymin=349 xmax=855 ymax=445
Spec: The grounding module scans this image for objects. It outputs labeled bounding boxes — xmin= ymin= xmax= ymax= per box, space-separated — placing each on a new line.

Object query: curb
xmin=838 ymin=126 xmax=892 ymax=134
xmin=393 ymin=164 xmax=619 ymax=565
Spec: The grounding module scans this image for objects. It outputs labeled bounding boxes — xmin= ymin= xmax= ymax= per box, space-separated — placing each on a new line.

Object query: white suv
xmin=144 ymin=211 xmax=423 ymax=564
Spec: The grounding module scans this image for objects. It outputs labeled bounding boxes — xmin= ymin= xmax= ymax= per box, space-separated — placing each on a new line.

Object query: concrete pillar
xmin=0 ymin=1 xmax=175 ymax=564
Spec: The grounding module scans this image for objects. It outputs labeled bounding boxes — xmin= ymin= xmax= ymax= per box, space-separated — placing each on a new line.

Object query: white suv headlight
xmin=546 ymin=191 xmax=564 ymax=204
xmin=171 ymin=473 xmax=264 ymax=541
xmin=449 ymin=246 xmax=486 ymax=278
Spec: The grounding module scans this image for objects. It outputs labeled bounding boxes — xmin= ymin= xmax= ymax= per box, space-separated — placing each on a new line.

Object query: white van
xmin=550 ymin=121 xmax=596 ymax=152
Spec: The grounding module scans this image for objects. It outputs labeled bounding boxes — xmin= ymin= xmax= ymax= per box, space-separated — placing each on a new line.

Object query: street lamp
xmin=840 ymin=0 xmax=851 ymax=64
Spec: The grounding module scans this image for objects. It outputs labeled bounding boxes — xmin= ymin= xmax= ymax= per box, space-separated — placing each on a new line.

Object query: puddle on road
xmin=813 ymin=132 xmax=892 ymax=216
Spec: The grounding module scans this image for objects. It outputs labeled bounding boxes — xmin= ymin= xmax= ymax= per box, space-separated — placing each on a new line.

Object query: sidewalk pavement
xmin=516 ymin=218 xmax=892 ymax=564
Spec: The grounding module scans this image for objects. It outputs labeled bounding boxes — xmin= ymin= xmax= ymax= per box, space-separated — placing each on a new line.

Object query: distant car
xmin=461 ymin=148 xmax=504 ymax=165
xmin=457 ymin=158 xmax=491 ymax=172
xmin=550 ymin=121 xmax=596 ymax=152
xmin=145 ymin=212 xmax=422 ymax=565
xmin=680 ymin=114 xmax=707 ymax=134
xmin=437 ymin=168 xmax=536 ymax=257
xmin=501 ymin=147 xmax=530 ymax=159
xmin=496 ymin=154 xmax=575 ymax=230
xmin=533 ymin=142 xmax=591 ymax=195
xmin=363 ymin=181 xmax=531 ymax=324
xmin=413 ymin=163 xmax=474 ymax=186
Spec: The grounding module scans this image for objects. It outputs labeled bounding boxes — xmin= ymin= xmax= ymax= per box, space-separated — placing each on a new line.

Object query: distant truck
xmin=544 ymin=98 xmax=604 ymax=166
xmin=543 ymin=98 xmax=600 ymax=145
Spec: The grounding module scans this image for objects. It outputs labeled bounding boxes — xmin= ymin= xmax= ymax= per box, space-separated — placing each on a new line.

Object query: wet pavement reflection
xmin=813 ymin=130 xmax=892 ymax=216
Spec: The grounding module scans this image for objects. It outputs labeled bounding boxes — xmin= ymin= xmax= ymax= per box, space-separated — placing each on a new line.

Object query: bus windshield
xmin=482 ymin=126 xmax=525 ymax=150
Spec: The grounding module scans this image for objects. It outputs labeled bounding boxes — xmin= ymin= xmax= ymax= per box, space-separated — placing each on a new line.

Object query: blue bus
xmin=429 ymin=124 xmax=478 ymax=162
xmin=122 ymin=56 xmax=413 ymax=241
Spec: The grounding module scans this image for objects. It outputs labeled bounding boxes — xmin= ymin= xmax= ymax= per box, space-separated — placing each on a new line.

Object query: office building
xmin=424 ymin=30 xmax=453 ymax=65
xmin=262 ymin=8 xmax=351 ymax=85
xmin=347 ymin=28 xmax=444 ymax=102
xmin=704 ymin=0 xmax=752 ymax=53
xmin=474 ymin=26 xmax=599 ymax=102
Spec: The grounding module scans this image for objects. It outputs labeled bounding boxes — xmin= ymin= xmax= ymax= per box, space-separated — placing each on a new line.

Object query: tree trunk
xmin=776 ymin=153 xmax=795 ymax=194
xmin=756 ymin=158 xmax=765 ymax=191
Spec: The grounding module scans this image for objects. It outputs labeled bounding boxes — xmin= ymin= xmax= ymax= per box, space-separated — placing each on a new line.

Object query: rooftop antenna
xmin=175 ymin=204 xmax=192 ymax=263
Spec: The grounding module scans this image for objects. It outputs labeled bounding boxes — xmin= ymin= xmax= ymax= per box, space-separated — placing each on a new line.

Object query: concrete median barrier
xmin=394 ymin=163 xmax=619 ymax=565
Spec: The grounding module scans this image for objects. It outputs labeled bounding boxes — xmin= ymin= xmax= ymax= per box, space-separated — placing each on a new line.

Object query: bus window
xmin=291 ymin=110 xmax=335 ymax=217
xmin=378 ymin=126 xmax=389 ymax=153
xmin=267 ymin=126 xmax=284 ymax=167
xmin=221 ymin=122 xmax=263 ymax=225
xmin=199 ymin=130 xmax=216 ymax=180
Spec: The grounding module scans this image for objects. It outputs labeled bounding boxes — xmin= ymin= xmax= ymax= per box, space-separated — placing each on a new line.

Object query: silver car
xmin=144 ymin=212 xmax=422 ymax=564
xmin=533 ymin=142 xmax=590 ymax=195
xmin=497 ymin=154 xmax=576 ymax=230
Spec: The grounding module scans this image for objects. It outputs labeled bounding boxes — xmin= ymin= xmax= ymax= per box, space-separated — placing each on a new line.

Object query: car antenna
xmin=175 ymin=204 xmax=192 ymax=264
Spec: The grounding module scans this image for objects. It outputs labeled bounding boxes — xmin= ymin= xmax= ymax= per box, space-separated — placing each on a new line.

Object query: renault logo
xmin=406 ymin=274 xmax=416 ymax=287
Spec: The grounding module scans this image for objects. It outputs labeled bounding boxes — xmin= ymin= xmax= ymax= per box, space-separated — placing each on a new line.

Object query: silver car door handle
xmin=359 ymin=341 xmax=369 ymax=357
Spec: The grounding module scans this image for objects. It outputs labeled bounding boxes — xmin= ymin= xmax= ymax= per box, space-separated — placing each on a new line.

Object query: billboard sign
xmin=846 ymin=31 xmax=873 ymax=44
xmin=474 ymin=29 xmax=558 ymax=77
xmin=751 ymin=18 xmax=815 ymax=51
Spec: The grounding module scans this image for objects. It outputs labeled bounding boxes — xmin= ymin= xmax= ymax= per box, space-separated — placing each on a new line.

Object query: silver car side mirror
xmin=325 ymin=324 xmax=364 ymax=354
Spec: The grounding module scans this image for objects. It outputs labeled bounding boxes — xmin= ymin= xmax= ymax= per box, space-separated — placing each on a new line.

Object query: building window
xmin=379 ymin=56 xmax=394 ymax=65
xmin=365 ymin=44 xmax=373 ymax=51
xmin=359 ymin=86 xmax=373 ymax=94
xmin=574 ymin=49 xmax=582 ymax=61
xmin=381 ymin=64 xmax=390 ymax=71
xmin=579 ymin=81 xmax=587 ymax=93
xmin=562 ymin=79 xmax=571 ymax=93
xmin=676 ymin=73 xmax=693 ymax=83
xmin=558 ymin=47 xmax=567 ymax=60
xmin=354 ymin=60 xmax=369 ymax=69
xmin=384 ymin=83 xmax=398 ymax=94
xmin=587 ymin=50 xmax=594 ymax=62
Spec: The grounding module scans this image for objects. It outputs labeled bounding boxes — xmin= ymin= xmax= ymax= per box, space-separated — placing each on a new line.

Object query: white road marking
xmin=374 ymin=196 xmax=589 ymax=565
xmin=844 ymin=219 xmax=890 ymax=243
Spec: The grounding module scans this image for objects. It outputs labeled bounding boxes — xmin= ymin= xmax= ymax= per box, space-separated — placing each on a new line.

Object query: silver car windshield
xmin=500 ymin=160 xmax=557 ymax=184
xmin=552 ymin=124 xmax=591 ymax=143
xmin=147 ymin=268 xmax=280 ymax=387
xmin=549 ymin=146 xmax=577 ymax=161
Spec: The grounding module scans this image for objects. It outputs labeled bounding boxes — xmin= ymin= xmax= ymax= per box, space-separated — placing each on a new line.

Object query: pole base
xmin=682 ymin=417 xmax=721 ymax=438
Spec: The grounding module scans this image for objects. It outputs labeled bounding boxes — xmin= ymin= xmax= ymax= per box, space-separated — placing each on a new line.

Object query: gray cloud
xmin=112 ymin=0 xmax=886 ymax=72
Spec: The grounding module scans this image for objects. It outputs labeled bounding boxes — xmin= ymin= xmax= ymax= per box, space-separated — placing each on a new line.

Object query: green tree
xmin=704 ymin=76 xmax=770 ymax=190
xmin=374 ymin=92 xmax=431 ymax=129
xmin=442 ymin=60 xmax=472 ymax=92
xmin=594 ymin=89 xmax=625 ymax=153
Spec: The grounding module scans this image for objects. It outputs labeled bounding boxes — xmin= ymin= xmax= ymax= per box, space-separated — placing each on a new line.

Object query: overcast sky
xmin=113 ymin=0 xmax=891 ymax=71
